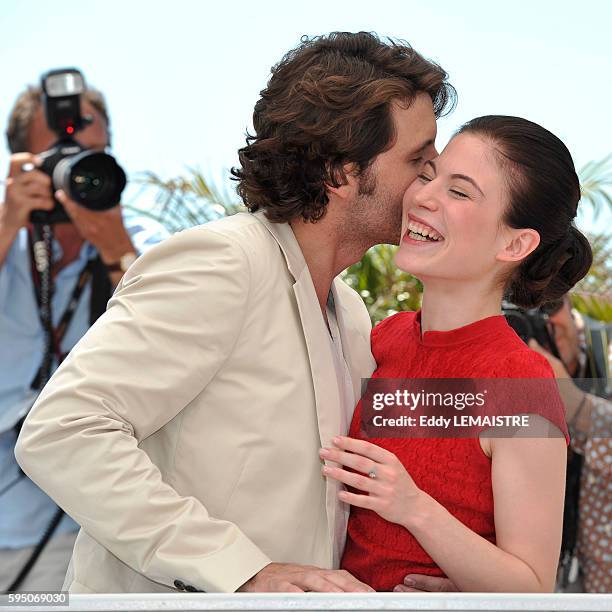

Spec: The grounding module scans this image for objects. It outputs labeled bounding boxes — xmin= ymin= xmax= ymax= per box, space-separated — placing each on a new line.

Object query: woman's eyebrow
xmin=427 ymin=159 xmax=485 ymax=196
xmin=451 ymin=173 xmax=485 ymax=197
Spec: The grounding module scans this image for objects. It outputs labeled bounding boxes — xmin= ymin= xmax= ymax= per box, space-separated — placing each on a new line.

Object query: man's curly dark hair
xmin=231 ymin=31 xmax=456 ymax=223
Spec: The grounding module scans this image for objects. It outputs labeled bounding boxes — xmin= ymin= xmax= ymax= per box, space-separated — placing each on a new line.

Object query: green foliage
xmin=571 ymin=293 xmax=612 ymax=323
xmin=342 ymin=245 xmax=422 ymax=324
xmin=571 ymin=232 xmax=612 ymax=321
xmin=576 ymin=232 xmax=612 ymax=295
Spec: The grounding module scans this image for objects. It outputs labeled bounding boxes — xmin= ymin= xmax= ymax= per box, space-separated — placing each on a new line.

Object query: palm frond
xmin=126 ymin=167 xmax=244 ymax=233
xmin=578 ymin=153 xmax=612 ymax=220
xmin=570 ymin=292 xmax=612 ymax=323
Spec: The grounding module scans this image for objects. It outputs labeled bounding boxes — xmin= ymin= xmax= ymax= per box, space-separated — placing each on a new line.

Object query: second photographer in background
xmin=528 ymin=295 xmax=611 ymax=593
xmin=0 ymin=68 xmax=168 ymax=592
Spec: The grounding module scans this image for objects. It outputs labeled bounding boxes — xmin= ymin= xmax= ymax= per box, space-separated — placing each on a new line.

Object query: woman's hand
xmin=393 ymin=574 xmax=459 ymax=593
xmin=320 ymin=436 xmax=424 ymax=528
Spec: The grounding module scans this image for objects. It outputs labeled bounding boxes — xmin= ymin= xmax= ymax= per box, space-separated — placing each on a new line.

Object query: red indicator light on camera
xmin=66 ymin=125 xmax=75 ymax=135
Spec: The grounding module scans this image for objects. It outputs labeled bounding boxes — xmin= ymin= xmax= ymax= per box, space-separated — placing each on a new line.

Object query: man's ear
xmin=496 ymin=228 xmax=540 ymax=263
xmin=325 ymin=162 xmax=359 ymax=201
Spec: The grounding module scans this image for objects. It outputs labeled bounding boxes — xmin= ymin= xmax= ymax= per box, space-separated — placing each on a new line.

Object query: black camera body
xmin=502 ymin=301 xmax=562 ymax=359
xmin=29 ymin=68 xmax=126 ymax=224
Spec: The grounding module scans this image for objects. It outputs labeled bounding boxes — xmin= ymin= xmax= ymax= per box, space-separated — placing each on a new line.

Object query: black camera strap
xmin=29 ymin=223 xmax=55 ymax=389
xmin=559 ymin=446 xmax=584 ymax=588
xmin=28 ymin=225 xmax=95 ymax=390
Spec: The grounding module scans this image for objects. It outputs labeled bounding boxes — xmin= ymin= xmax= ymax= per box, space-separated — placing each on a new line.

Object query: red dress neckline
xmin=414 ymin=310 xmax=510 ymax=347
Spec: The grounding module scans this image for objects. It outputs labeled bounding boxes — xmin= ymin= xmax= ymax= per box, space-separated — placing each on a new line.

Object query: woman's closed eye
xmin=418 ymin=173 xmax=433 ymax=183
xmin=449 ymin=188 xmax=469 ymax=199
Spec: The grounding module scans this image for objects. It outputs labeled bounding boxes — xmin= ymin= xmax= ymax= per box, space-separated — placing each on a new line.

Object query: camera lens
xmin=53 ymin=151 xmax=126 ymax=211
xmin=73 ymin=169 xmax=104 ymax=196
xmin=503 ymin=310 xmax=533 ymax=343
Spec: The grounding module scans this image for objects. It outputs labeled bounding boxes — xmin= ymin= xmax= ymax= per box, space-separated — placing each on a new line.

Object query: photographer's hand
xmin=57 ymin=189 xmax=136 ymax=285
xmin=528 ymin=339 xmax=590 ymax=433
xmin=1 ymin=153 xmax=55 ymax=268
xmin=527 ymin=339 xmax=570 ymax=379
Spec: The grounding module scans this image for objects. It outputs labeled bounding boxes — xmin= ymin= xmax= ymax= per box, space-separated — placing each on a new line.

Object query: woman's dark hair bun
xmin=507 ymin=225 xmax=593 ymax=309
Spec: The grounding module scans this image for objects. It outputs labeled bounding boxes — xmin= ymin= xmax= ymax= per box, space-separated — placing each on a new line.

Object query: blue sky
xmin=1 ymin=0 xmax=610 ymax=233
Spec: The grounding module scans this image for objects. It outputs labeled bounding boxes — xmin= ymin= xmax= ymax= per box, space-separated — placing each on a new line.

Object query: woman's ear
xmin=496 ymin=228 xmax=540 ymax=263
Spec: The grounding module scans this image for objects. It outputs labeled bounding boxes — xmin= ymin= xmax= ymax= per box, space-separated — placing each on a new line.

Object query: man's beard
xmin=353 ymin=166 xmax=403 ymax=246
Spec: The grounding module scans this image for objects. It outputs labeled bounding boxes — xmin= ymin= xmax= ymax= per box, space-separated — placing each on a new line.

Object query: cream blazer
xmin=15 ymin=211 xmax=376 ymax=593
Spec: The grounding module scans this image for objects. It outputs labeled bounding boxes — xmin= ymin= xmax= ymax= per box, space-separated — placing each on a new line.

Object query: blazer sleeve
xmin=15 ymin=225 xmax=272 ymax=593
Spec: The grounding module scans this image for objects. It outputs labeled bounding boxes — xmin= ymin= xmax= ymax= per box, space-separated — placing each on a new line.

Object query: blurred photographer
xmin=0 ymin=71 xmax=167 ymax=592
xmin=529 ymin=295 xmax=611 ymax=593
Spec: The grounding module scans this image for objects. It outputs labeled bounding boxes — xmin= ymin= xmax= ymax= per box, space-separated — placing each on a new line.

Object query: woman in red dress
xmin=321 ymin=116 xmax=593 ymax=592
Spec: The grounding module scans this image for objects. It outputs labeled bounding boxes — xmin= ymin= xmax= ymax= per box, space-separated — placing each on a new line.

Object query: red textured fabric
xmin=340 ymin=310 xmax=569 ymax=591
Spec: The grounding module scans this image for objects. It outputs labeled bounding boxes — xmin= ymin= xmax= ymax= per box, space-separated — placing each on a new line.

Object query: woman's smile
xmin=402 ymin=213 xmax=446 ymax=247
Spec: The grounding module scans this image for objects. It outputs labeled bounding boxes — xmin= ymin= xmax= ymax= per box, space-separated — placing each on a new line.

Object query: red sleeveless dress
xmin=340 ymin=311 xmax=568 ymax=591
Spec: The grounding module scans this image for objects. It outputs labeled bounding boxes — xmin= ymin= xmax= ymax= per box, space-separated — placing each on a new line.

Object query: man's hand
xmin=237 ymin=562 xmax=375 ymax=593
xmin=56 ymin=189 xmax=135 ymax=264
xmin=2 ymin=153 xmax=55 ymax=230
xmin=393 ymin=574 xmax=458 ymax=593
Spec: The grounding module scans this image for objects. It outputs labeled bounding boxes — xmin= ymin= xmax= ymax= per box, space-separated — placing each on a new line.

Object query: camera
xmin=502 ymin=300 xmax=562 ymax=359
xmin=29 ymin=68 xmax=126 ymax=224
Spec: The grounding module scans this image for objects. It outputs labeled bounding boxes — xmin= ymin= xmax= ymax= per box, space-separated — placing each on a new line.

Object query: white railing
xmin=2 ymin=593 xmax=611 ymax=612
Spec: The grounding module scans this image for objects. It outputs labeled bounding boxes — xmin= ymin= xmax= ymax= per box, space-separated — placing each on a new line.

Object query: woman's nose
xmin=414 ymin=184 xmax=439 ymax=211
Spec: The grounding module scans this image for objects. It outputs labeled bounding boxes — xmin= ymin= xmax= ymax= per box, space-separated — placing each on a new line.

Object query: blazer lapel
xmin=291 ymin=271 xmax=343 ymax=446
xmin=331 ymin=278 xmax=376 ymax=404
xmin=254 ymin=213 xmax=343 ymax=437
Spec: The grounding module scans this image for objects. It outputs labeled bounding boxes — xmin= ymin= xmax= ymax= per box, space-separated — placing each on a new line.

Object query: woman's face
xmin=395 ymin=133 xmax=532 ymax=285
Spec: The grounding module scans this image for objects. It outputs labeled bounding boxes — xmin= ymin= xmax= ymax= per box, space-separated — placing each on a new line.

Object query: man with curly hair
xmin=16 ymin=32 xmax=455 ymax=593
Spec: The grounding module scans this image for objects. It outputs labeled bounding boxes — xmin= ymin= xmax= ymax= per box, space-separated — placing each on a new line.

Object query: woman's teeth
xmin=407 ymin=221 xmax=444 ymax=242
